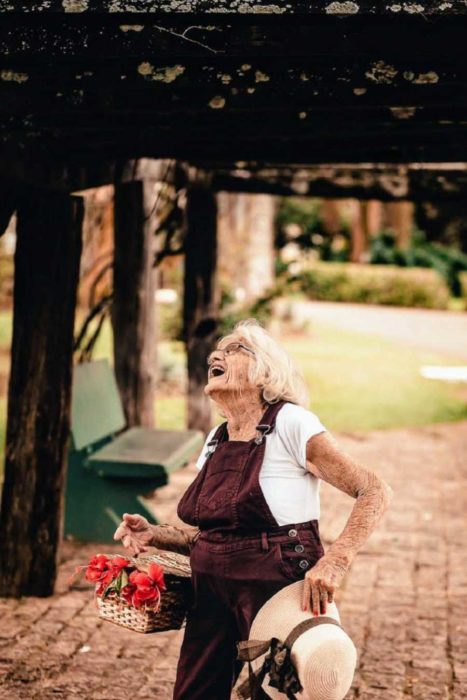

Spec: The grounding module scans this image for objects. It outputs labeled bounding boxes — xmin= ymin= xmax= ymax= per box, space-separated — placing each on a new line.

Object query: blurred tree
xmin=218 ymin=193 xmax=276 ymax=303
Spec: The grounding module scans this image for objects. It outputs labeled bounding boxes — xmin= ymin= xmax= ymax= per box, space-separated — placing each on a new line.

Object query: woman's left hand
xmin=302 ymin=554 xmax=349 ymax=616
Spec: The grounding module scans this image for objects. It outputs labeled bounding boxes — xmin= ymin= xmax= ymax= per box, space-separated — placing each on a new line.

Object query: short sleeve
xmin=276 ymin=403 xmax=327 ymax=470
xmin=195 ymin=426 xmax=219 ymax=470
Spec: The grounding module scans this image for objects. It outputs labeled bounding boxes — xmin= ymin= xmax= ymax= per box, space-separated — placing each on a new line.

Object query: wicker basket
xmin=96 ymin=550 xmax=193 ymax=633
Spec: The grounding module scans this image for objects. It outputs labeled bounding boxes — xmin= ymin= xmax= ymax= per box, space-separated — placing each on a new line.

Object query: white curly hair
xmin=219 ymin=318 xmax=310 ymax=407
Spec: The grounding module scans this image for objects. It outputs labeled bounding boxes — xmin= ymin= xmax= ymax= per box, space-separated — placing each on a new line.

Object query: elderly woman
xmin=114 ymin=319 xmax=393 ymax=700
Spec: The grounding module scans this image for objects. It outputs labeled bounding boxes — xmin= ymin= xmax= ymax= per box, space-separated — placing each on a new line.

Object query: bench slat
xmin=87 ymin=426 xmax=204 ymax=478
xmin=71 ymin=359 xmax=126 ymax=450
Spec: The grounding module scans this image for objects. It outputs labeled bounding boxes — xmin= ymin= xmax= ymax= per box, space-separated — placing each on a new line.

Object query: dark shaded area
xmin=1 ymin=9 xmax=467 ymax=172
xmin=0 ymin=190 xmax=83 ymax=597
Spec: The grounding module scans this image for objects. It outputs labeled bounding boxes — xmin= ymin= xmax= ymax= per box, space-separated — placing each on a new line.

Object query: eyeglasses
xmin=207 ymin=342 xmax=255 ymax=367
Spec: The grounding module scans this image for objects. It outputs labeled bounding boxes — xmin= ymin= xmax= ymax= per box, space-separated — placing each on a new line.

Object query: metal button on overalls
xmin=173 ymin=400 xmax=326 ymax=700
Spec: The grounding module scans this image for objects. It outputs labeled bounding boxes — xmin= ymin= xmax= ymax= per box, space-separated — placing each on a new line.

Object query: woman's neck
xmin=215 ymin=394 xmax=266 ymax=441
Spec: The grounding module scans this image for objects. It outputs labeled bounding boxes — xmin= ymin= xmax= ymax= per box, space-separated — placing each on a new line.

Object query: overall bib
xmin=173 ymin=400 xmax=325 ymax=700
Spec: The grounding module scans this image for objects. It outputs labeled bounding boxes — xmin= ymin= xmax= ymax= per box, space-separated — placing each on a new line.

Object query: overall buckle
xmin=205 ymin=439 xmax=219 ymax=457
xmin=255 ymin=424 xmax=273 ymax=445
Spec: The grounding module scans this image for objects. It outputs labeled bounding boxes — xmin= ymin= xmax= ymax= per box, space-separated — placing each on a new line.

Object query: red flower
xmin=78 ymin=553 xmax=166 ymax=611
xmin=148 ymin=563 xmax=166 ymax=591
xmin=122 ymin=565 xmax=166 ymax=609
xmin=121 ymin=583 xmax=135 ymax=606
xmin=127 ymin=571 xmax=157 ymax=608
xmin=134 ymin=587 xmax=161 ymax=609
xmin=108 ymin=556 xmax=130 ymax=578
xmin=96 ymin=581 xmax=107 ymax=596
xmin=85 ymin=554 xmax=111 ymax=583
xmin=112 ymin=556 xmax=130 ymax=569
xmin=128 ymin=570 xmax=152 ymax=588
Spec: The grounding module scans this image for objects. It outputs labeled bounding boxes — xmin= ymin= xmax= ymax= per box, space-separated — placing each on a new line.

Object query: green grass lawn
xmin=0 ymin=309 xmax=466 ymax=469
xmin=283 ymin=324 xmax=467 ymax=432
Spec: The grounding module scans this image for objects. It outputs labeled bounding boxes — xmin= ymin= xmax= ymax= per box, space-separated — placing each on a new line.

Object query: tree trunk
xmin=112 ymin=180 xmax=157 ymax=428
xmin=321 ymin=199 xmax=342 ymax=237
xmin=183 ymin=183 xmax=219 ymax=433
xmin=78 ymin=185 xmax=114 ymax=311
xmin=0 ymin=189 xmax=83 ymax=597
xmin=349 ymin=200 xmax=368 ymax=262
xmin=385 ymin=201 xmax=414 ymax=249
xmin=366 ymin=200 xmax=384 ymax=237
xmin=217 ymin=193 xmax=275 ymax=302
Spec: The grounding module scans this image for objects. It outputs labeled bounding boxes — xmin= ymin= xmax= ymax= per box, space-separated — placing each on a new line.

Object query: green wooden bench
xmin=64 ymin=359 xmax=203 ymax=542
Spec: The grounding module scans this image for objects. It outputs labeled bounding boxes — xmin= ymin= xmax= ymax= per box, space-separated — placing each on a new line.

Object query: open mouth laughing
xmin=209 ymin=364 xmax=226 ymax=379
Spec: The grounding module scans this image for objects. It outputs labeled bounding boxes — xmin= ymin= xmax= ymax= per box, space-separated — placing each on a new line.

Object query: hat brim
xmin=246 ymin=581 xmax=358 ymax=700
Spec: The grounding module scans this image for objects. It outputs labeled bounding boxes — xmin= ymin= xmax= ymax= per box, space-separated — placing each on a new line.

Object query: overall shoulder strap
xmin=204 ymin=421 xmax=228 ymax=457
xmin=254 ymin=400 xmax=288 ymax=445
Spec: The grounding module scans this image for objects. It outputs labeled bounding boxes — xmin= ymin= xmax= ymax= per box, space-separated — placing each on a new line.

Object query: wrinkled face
xmin=205 ymin=334 xmax=259 ymax=399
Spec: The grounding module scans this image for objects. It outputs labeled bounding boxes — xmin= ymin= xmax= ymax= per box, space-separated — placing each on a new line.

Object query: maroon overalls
xmin=173 ymin=400 xmax=325 ymax=700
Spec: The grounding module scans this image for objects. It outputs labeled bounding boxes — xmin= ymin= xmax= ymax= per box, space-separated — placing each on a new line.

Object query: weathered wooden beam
xmin=2 ymin=126 xmax=467 ymax=165
xmin=211 ymin=166 xmax=467 ymax=202
xmin=2 ymin=59 xmax=465 ymax=116
xmin=1 ymin=1 xmax=467 ymax=15
xmin=0 ymin=157 xmax=183 ymax=194
xmin=0 ymin=10 xmax=466 ymax=168
xmin=3 ymin=123 xmax=467 ymax=164
xmin=183 ymin=178 xmax=219 ymax=434
xmin=4 ymin=158 xmax=467 ymax=202
xmin=2 ymin=53 xmax=466 ymax=165
xmin=1 ymin=16 xmax=466 ymax=60
xmin=112 ymin=177 xmax=158 ymax=428
xmin=0 ymin=189 xmax=83 ymax=597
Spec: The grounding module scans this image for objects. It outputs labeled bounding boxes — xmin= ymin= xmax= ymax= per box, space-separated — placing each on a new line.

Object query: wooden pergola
xmin=0 ymin=0 xmax=466 ymax=597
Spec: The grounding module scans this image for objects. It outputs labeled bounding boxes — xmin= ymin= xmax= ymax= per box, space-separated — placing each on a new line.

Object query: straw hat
xmin=235 ymin=580 xmax=357 ymax=700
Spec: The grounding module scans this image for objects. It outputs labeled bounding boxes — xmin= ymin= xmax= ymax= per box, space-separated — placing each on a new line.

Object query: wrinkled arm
xmin=149 ymin=524 xmax=200 ymax=556
xmin=306 ymin=431 xmax=394 ymax=568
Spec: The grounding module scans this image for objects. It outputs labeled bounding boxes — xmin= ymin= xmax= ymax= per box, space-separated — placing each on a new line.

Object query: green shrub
xmin=369 ymin=231 xmax=467 ymax=296
xmin=275 ymin=197 xmax=351 ymax=262
xmin=296 ymin=262 xmax=450 ymax=309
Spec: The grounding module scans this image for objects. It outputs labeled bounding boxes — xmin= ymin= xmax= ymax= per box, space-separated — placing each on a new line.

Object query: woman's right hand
xmin=113 ymin=513 xmax=154 ymax=556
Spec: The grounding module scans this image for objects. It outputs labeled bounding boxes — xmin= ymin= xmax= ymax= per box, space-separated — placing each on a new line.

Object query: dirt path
xmin=289 ymin=301 xmax=467 ymax=361
xmin=0 ymin=421 xmax=466 ymax=699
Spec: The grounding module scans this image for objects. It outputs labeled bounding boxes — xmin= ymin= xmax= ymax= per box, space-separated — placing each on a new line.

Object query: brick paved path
xmin=1 ymin=421 xmax=466 ymax=700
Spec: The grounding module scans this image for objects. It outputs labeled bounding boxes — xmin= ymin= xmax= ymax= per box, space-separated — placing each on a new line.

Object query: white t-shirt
xmin=195 ymin=402 xmax=327 ymax=526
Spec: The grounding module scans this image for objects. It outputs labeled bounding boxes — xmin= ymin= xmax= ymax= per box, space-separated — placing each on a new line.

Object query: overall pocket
xmin=197 ymin=449 xmax=244 ymax=515
xmin=276 ymin=536 xmax=325 ymax=581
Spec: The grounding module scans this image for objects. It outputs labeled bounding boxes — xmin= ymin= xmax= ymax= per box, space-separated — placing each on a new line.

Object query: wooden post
xmin=0 ymin=178 xmax=18 ymax=235
xmin=0 ymin=189 xmax=83 ymax=597
xmin=183 ymin=182 xmax=219 ymax=433
xmin=112 ymin=179 xmax=157 ymax=428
